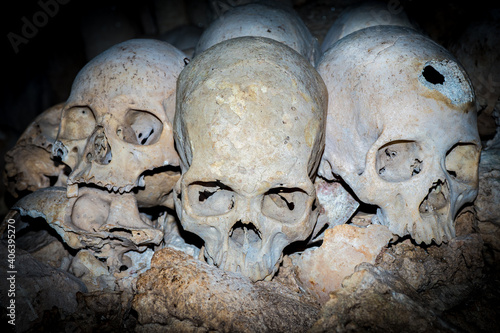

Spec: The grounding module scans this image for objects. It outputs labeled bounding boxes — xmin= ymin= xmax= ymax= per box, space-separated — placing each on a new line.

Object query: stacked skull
xmin=173 ymin=36 xmax=327 ymax=281
xmin=317 ymin=26 xmax=480 ymax=245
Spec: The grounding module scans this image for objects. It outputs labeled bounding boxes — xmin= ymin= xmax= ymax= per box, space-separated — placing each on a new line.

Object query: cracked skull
xmin=317 ymin=26 xmax=480 ymax=244
xmin=52 ymin=39 xmax=186 ymax=197
xmin=174 ymin=37 xmax=327 ymax=281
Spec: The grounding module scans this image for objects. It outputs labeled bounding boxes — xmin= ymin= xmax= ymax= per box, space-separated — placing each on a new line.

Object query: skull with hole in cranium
xmin=174 ymin=37 xmax=327 ymax=281
xmin=317 ymin=26 xmax=480 ymax=245
xmin=52 ymin=39 xmax=186 ymax=197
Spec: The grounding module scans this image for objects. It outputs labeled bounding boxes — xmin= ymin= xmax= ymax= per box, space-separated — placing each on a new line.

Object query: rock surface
xmin=0 ymin=241 xmax=86 ymax=332
xmin=291 ymin=224 xmax=396 ymax=304
xmin=133 ymin=247 xmax=320 ymax=332
xmin=309 ymin=263 xmax=447 ymax=333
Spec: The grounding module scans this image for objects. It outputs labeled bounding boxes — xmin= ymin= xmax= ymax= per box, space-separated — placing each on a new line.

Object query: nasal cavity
xmin=86 ymin=130 xmax=112 ymax=165
xmin=229 ymin=221 xmax=261 ymax=247
xmin=419 ymin=180 xmax=449 ymax=215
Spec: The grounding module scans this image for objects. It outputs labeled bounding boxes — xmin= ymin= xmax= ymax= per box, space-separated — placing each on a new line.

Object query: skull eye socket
xmin=59 ymin=106 xmax=96 ymax=140
xmin=445 ymin=143 xmax=480 ymax=183
xmin=187 ymin=181 xmax=235 ymax=216
xmin=121 ymin=110 xmax=163 ymax=145
xmin=376 ymin=140 xmax=423 ymax=182
xmin=261 ymin=187 xmax=309 ymax=224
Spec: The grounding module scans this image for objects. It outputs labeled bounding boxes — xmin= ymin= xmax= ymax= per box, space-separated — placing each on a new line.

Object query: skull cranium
xmin=4 ymin=103 xmax=68 ymax=197
xmin=174 ymin=36 xmax=327 ymax=281
xmin=53 ymin=39 xmax=186 ymax=198
xmin=194 ymin=2 xmax=320 ymax=65
xmin=317 ymin=26 xmax=480 ymax=244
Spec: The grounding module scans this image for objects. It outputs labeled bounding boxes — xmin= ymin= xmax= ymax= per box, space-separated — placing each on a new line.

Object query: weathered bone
xmin=4 ymin=103 xmax=68 ymax=197
xmin=317 ymin=26 xmax=480 ymax=244
xmin=52 ymin=39 xmax=186 ymax=198
xmin=174 ymin=36 xmax=327 ymax=281
xmin=194 ymin=1 xmax=320 ymax=65
xmin=11 ymin=187 xmax=163 ymax=272
xmin=321 ymin=0 xmax=415 ymax=53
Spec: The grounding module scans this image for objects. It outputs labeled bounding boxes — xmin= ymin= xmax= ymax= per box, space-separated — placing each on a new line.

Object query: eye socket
xmin=445 ymin=143 xmax=480 ymax=183
xmin=59 ymin=106 xmax=96 ymax=140
xmin=187 ymin=181 xmax=235 ymax=216
xmin=121 ymin=110 xmax=163 ymax=145
xmin=376 ymin=140 xmax=423 ymax=182
xmin=261 ymin=187 xmax=309 ymax=224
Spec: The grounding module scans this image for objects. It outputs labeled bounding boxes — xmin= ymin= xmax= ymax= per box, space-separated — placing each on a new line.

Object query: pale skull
xmin=52 ymin=39 xmax=186 ymax=197
xmin=12 ymin=186 xmax=163 ymax=274
xmin=194 ymin=2 xmax=320 ymax=65
xmin=317 ymin=26 xmax=480 ymax=245
xmin=321 ymin=0 xmax=415 ymax=53
xmin=4 ymin=103 xmax=68 ymax=197
xmin=174 ymin=37 xmax=327 ymax=281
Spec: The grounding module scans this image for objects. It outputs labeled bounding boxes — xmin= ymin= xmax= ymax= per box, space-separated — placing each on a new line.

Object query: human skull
xmin=12 ymin=186 xmax=163 ymax=273
xmin=174 ymin=37 xmax=327 ymax=281
xmin=317 ymin=26 xmax=480 ymax=245
xmin=321 ymin=0 xmax=415 ymax=53
xmin=194 ymin=2 xmax=320 ymax=65
xmin=52 ymin=39 xmax=186 ymax=197
xmin=4 ymin=103 xmax=69 ymax=197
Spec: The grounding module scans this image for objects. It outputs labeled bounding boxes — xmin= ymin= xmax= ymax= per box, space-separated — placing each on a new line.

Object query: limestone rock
xmin=0 ymin=241 xmax=86 ymax=332
xmin=291 ymin=224 xmax=396 ymax=304
xmin=376 ymin=221 xmax=484 ymax=312
xmin=133 ymin=247 xmax=320 ymax=332
xmin=475 ymin=146 xmax=500 ymax=225
xmin=309 ymin=263 xmax=448 ymax=333
xmin=29 ymin=291 xmax=136 ymax=332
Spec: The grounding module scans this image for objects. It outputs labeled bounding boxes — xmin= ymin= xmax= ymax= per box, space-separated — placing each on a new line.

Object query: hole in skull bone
xmin=447 ymin=170 xmax=457 ymax=178
xmin=108 ymin=227 xmax=133 ymax=235
xmin=376 ymin=141 xmax=423 ymax=182
xmin=229 ymin=221 xmax=262 ymax=247
xmin=422 ymin=65 xmax=445 ymax=85
xmin=199 ymin=189 xmax=215 ymax=202
xmin=261 ymin=187 xmax=310 ymax=224
xmin=269 ymin=192 xmax=295 ymax=210
xmin=53 ymin=146 xmax=67 ymax=160
xmin=264 ymin=187 xmax=306 ymax=211
xmin=122 ymin=109 xmax=163 ymax=145
xmin=140 ymin=129 xmax=155 ymax=145
xmin=419 ymin=180 xmax=449 ymax=215
xmin=187 ymin=181 xmax=235 ymax=216
xmin=193 ymin=180 xmax=233 ymax=202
